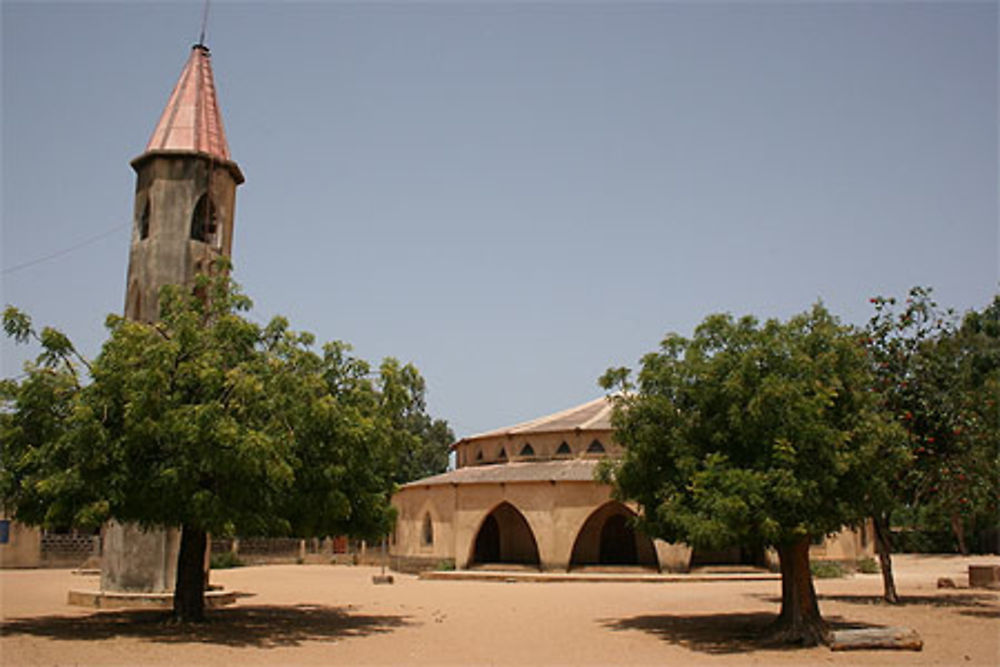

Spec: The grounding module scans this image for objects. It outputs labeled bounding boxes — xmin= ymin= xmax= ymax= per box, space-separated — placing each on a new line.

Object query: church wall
xmin=391 ymin=485 xmax=457 ymax=567
xmin=392 ymin=476 xmax=874 ymax=574
xmin=394 ymin=480 xmax=647 ymax=571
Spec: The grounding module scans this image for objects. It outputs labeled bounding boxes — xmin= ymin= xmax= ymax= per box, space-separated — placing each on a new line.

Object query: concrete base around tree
xmin=66 ymin=587 xmax=237 ymax=610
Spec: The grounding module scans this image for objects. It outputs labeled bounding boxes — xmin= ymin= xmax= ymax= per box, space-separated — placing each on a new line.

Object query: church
xmin=390 ymin=396 xmax=874 ymax=572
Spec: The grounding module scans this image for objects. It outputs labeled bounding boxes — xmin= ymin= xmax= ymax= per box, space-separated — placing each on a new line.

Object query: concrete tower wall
xmin=125 ymin=154 xmax=240 ymax=323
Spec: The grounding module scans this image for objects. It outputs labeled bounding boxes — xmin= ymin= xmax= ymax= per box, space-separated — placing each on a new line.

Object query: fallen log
xmin=829 ymin=627 xmax=923 ymax=651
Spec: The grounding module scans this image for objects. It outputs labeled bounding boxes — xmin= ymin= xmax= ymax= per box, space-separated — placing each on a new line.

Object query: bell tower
xmin=124 ymin=44 xmax=243 ymax=323
xmin=101 ymin=44 xmax=243 ymax=596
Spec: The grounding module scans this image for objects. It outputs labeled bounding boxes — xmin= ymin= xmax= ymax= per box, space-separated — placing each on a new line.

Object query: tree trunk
xmin=950 ymin=513 xmax=969 ymax=556
xmin=771 ymin=536 xmax=828 ymax=646
xmin=173 ymin=525 xmax=207 ymax=622
xmin=872 ymin=513 xmax=899 ymax=604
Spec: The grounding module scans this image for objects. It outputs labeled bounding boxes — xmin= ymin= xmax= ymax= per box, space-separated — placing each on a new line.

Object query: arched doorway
xmin=470 ymin=502 xmax=540 ymax=567
xmin=599 ymin=514 xmax=638 ymax=564
xmin=570 ymin=502 xmax=658 ymax=569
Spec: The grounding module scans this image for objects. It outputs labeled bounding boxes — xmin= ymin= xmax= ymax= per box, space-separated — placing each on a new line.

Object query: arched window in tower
xmin=421 ymin=513 xmax=434 ymax=547
xmin=138 ymin=200 xmax=150 ymax=240
xmin=497 ymin=447 xmax=507 ymax=462
xmin=519 ymin=443 xmax=535 ymax=457
xmin=190 ymin=194 xmax=218 ymax=244
xmin=587 ymin=439 xmax=606 ymax=454
xmin=556 ymin=441 xmax=572 ymax=456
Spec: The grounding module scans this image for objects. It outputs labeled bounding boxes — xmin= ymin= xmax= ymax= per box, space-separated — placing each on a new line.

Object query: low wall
xmin=0 ymin=522 xmax=42 ymax=568
xmin=391 ymin=555 xmax=454 ymax=574
xmin=1 ymin=525 xmax=100 ymax=569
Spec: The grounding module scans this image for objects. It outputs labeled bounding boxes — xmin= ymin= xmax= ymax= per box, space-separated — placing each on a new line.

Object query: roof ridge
xmin=455 ymin=395 xmax=612 ymax=445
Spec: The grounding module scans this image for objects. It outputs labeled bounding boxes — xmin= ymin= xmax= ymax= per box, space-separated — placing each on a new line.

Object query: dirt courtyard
xmin=2 ymin=555 xmax=997 ymax=665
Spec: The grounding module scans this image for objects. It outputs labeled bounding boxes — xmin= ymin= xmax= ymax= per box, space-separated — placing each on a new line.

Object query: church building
xmin=390 ymin=396 xmax=874 ymax=572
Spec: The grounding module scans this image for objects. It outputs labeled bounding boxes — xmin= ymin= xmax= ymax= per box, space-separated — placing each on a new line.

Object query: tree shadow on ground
xmin=600 ymin=612 xmax=877 ymax=654
xmin=751 ymin=592 xmax=999 ymax=610
xmin=748 ymin=591 xmax=998 ymax=610
xmin=1 ymin=604 xmax=412 ymax=648
xmin=820 ymin=592 xmax=999 ymax=609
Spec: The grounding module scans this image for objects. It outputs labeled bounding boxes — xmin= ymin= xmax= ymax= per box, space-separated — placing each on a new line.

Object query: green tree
xmin=377 ymin=358 xmax=454 ymax=484
xmin=1 ymin=272 xmax=447 ymax=621
xmin=866 ymin=290 xmax=1000 ymax=589
xmin=600 ymin=305 xmax=897 ymax=645
xmin=863 ymin=287 xmax=948 ymax=601
xmin=949 ymin=296 xmax=1000 ymax=551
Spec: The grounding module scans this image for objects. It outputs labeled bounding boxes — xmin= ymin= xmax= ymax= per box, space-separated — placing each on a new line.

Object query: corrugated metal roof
xmin=400 ymin=459 xmax=601 ymax=488
xmin=455 ymin=396 xmax=613 ymax=446
xmin=145 ymin=45 xmax=232 ymax=161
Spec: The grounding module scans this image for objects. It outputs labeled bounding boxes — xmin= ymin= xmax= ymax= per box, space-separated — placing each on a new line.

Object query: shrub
xmin=210 ymin=551 xmax=244 ymax=569
xmin=810 ymin=560 xmax=846 ymax=578
xmin=436 ymin=559 xmax=455 ymax=571
xmin=856 ymin=557 xmax=880 ymax=574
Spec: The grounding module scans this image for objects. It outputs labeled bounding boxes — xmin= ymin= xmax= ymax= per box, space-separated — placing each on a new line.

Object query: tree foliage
xmin=866 ymin=289 xmax=1000 ymax=557
xmin=1 ymin=271 xmax=451 ymax=620
xmin=600 ymin=304 xmax=898 ymax=645
xmin=376 ymin=358 xmax=454 ymax=485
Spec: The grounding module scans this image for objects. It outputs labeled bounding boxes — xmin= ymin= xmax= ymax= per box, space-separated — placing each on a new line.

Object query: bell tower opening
xmin=139 ymin=200 xmax=150 ymax=240
xmin=190 ymin=194 xmax=218 ymax=245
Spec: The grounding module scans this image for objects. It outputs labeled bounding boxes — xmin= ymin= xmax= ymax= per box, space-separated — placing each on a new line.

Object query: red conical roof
xmin=145 ymin=45 xmax=232 ymax=161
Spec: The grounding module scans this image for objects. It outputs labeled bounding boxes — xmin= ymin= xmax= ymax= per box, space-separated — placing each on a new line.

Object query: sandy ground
xmin=1 ymin=555 xmax=998 ymax=666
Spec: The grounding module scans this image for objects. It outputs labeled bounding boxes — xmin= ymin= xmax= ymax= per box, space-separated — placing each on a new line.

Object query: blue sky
xmin=2 ymin=2 xmax=997 ymax=437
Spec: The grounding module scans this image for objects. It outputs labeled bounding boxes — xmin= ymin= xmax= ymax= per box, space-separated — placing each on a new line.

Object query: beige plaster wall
xmin=0 ymin=521 xmax=41 ymax=569
xmin=391 ymin=484 xmax=458 ymax=563
xmin=810 ymin=523 xmax=875 ymax=561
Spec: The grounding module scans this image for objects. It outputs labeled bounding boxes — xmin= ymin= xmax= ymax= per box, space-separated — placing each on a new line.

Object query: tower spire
xmin=198 ymin=0 xmax=210 ymax=48
xmin=141 ymin=43 xmax=237 ymax=168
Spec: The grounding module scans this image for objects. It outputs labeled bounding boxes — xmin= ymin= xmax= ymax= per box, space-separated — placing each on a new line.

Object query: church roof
xmin=400 ymin=459 xmax=601 ymax=489
xmin=453 ymin=396 xmax=613 ymax=449
xmin=144 ymin=45 xmax=232 ymax=161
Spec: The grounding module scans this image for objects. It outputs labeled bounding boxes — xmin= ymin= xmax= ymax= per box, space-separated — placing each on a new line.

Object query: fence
xmin=209 ymin=536 xmax=370 ymax=565
xmin=40 ymin=531 xmax=100 ymax=568
xmin=15 ymin=530 xmax=372 ymax=569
